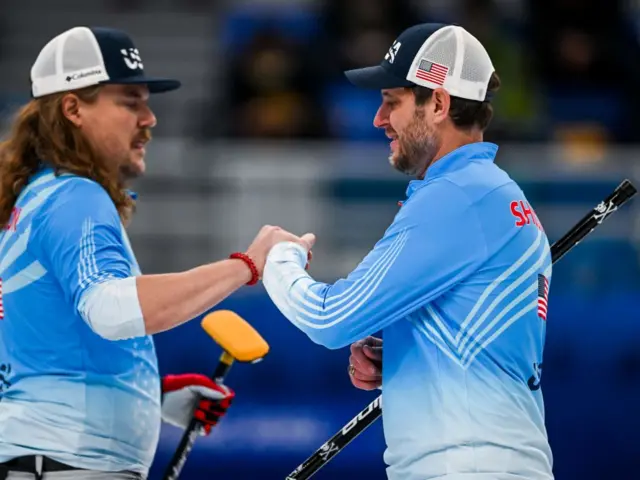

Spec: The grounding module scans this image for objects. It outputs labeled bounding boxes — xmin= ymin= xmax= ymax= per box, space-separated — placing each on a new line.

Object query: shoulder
xmin=394 ymin=177 xmax=489 ymax=242
xmin=403 ymin=178 xmax=476 ymax=219
xmin=421 ymin=162 xmax=527 ymax=212
xmin=53 ymin=174 xmax=111 ymax=199
xmin=385 ymin=178 xmax=484 ymax=245
xmin=36 ymin=175 xmax=120 ymax=228
xmin=447 ymin=160 xmax=515 ymax=197
xmin=49 ymin=175 xmax=115 ymax=209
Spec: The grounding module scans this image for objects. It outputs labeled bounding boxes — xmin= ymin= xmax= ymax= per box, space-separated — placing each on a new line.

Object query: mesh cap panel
xmin=61 ymin=28 xmax=104 ymax=73
xmin=406 ymin=25 xmax=494 ymax=102
xmin=460 ymin=30 xmax=493 ymax=84
xmin=417 ymin=28 xmax=457 ymax=77
xmin=30 ymin=27 xmax=109 ymax=98
xmin=31 ymin=41 xmax=57 ymax=79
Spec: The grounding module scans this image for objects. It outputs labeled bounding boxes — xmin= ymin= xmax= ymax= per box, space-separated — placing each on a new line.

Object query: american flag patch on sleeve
xmin=537 ymin=274 xmax=549 ymax=320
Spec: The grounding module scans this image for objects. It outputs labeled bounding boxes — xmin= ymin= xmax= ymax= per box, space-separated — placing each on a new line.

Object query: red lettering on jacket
xmin=510 ymin=201 xmax=526 ymax=227
xmin=511 ymin=201 xmax=544 ymax=232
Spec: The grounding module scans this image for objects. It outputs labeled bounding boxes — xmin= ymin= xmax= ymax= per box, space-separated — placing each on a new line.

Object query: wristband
xmin=230 ymin=252 xmax=259 ymax=286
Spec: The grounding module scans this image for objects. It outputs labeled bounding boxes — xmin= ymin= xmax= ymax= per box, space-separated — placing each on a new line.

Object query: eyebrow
xmin=381 ymin=91 xmax=397 ymax=100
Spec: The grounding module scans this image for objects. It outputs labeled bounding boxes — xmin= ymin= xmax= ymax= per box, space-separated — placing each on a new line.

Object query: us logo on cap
xmin=121 ymin=48 xmax=143 ymax=70
xmin=384 ymin=41 xmax=402 ymax=64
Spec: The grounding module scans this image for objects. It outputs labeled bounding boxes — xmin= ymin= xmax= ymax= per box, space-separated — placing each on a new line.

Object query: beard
xmin=118 ymin=128 xmax=152 ymax=183
xmin=119 ymin=160 xmax=143 ymax=182
xmin=389 ymin=108 xmax=440 ymax=178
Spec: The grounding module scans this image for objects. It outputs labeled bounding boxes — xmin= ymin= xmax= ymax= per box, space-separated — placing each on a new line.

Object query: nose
xmin=373 ymin=105 xmax=389 ymax=129
xmin=139 ymin=105 xmax=157 ymax=129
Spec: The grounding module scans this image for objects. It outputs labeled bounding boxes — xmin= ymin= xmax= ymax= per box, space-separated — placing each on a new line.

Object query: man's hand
xmin=245 ymin=225 xmax=315 ymax=276
xmin=348 ymin=336 xmax=382 ymax=391
xmin=161 ymin=374 xmax=234 ymax=435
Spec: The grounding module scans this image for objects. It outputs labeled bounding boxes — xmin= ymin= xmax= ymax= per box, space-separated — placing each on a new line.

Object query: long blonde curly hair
xmin=0 ymin=86 xmax=134 ymax=228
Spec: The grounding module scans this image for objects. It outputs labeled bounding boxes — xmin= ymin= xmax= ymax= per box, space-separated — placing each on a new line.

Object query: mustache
xmin=134 ymin=129 xmax=152 ymax=143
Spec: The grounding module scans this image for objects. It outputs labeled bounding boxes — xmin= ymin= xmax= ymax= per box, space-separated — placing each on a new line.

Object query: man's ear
xmin=431 ymin=88 xmax=451 ymax=125
xmin=61 ymin=94 xmax=82 ymax=127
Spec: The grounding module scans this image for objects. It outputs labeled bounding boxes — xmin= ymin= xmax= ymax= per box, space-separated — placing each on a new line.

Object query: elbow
xmin=78 ymin=279 xmax=148 ymax=341
xmin=304 ymin=327 xmax=353 ymax=350
xmin=84 ymin=306 xmax=147 ymax=341
xmin=90 ymin=321 xmax=141 ymax=341
xmin=294 ymin=313 xmax=364 ymax=350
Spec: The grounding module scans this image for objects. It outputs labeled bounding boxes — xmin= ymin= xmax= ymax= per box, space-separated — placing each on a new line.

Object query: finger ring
xmin=348 ymin=364 xmax=356 ymax=376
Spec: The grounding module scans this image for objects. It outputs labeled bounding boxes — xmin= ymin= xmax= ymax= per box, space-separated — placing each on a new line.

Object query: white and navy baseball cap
xmin=345 ymin=23 xmax=495 ymax=102
xmin=30 ymin=26 xmax=181 ymax=98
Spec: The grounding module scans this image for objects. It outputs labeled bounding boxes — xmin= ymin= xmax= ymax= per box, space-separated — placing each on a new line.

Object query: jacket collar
xmin=34 ymin=164 xmax=138 ymax=200
xmin=405 ymin=142 xmax=499 ymax=198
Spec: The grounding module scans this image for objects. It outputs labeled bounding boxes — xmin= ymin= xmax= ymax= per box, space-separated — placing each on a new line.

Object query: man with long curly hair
xmin=0 ymin=26 xmax=312 ymax=479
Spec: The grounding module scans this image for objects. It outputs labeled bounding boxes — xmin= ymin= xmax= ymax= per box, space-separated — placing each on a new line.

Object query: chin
xmin=122 ymin=156 xmax=146 ymax=180
xmin=133 ymin=152 xmax=147 ymax=171
xmin=388 ymin=150 xmax=400 ymax=168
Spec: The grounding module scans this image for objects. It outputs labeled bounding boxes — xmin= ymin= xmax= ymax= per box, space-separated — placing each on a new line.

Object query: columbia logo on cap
xmin=65 ymin=68 xmax=104 ymax=83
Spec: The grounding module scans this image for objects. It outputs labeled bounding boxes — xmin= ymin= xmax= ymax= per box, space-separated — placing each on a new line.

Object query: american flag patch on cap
xmin=416 ymin=59 xmax=449 ymax=86
xmin=537 ymin=274 xmax=549 ymax=321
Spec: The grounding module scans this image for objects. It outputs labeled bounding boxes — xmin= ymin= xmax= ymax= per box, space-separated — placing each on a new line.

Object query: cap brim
xmin=102 ymin=75 xmax=181 ymax=93
xmin=344 ymin=65 xmax=414 ymax=89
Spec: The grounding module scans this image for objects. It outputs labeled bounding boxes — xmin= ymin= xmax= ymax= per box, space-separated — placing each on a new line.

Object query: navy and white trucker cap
xmin=345 ymin=23 xmax=495 ymax=102
xmin=30 ymin=26 xmax=181 ymax=98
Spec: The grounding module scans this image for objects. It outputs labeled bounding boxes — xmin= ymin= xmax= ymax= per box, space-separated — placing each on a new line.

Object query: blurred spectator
xmin=316 ymin=0 xmax=418 ymax=76
xmin=528 ymin=0 xmax=640 ymax=146
xmin=219 ymin=24 xmax=328 ymax=139
xmin=458 ymin=0 xmax=544 ymax=142
xmin=197 ymin=4 xmax=330 ymax=139
xmin=312 ymin=0 xmax=423 ymax=141
xmin=208 ymin=0 xmax=422 ymax=141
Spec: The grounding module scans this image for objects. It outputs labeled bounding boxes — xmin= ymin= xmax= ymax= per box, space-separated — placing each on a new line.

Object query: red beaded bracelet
xmin=229 ymin=252 xmax=259 ymax=286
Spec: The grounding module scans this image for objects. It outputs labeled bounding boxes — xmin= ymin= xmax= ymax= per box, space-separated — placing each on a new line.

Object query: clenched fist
xmin=348 ymin=336 xmax=382 ymax=391
xmin=245 ymin=225 xmax=315 ymax=276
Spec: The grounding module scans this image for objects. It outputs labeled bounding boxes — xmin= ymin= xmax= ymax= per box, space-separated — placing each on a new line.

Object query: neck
xmin=418 ymin=128 xmax=483 ymax=179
